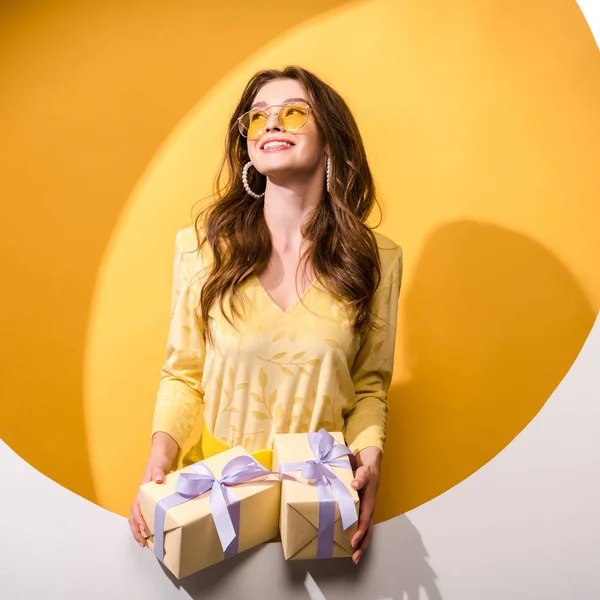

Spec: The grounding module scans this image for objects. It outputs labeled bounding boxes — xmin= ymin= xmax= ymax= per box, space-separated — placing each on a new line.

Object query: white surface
xmin=1 ymin=313 xmax=598 ymax=599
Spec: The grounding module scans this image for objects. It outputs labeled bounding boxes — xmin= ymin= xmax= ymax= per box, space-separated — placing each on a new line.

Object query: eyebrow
xmin=250 ymin=97 xmax=309 ymax=109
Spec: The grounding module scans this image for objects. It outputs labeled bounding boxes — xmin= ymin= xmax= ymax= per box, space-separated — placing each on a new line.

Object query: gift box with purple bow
xmin=272 ymin=429 xmax=360 ymax=560
xmin=138 ymin=446 xmax=281 ymax=579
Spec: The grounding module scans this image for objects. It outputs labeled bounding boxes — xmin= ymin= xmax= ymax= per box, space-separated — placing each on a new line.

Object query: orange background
xmin=0 ymin=0 xmax=599 ymax=523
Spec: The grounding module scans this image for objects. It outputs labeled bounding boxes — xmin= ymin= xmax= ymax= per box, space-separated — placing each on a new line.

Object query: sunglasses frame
xmin=237 ymin=102 xmax=312 ymax=140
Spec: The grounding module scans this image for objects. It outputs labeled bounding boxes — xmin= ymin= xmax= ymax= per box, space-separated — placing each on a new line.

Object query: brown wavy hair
xmin=194 ymin=65 xmax=383 ymax=346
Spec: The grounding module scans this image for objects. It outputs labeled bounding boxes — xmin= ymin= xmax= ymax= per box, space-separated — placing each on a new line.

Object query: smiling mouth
xmin=261 ymin=141 xmax=295 ymax=152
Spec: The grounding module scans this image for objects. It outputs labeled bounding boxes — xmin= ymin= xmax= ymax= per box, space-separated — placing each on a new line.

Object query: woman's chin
xmin=256 ymin=163 xmax=297 ymax=179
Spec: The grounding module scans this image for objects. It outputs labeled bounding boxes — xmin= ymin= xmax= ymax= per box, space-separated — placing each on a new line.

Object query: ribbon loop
xmin=153 ymin=454 xmax=280 ymax=563
xmin=279 ymin=428 xmax=359 ymax=558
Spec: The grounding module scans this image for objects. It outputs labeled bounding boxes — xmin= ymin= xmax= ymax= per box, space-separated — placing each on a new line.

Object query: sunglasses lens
xmin=240 ymin=110 xmax=268 ymax=138
xmin=239 ymin=104 xmax=310 ymax=138
xmin=280 ymin=104 xmax=309 ymax=130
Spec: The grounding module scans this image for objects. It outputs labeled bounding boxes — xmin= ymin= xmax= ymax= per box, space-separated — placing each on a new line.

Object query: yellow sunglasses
xmin=238 ymin=102 xmax=312 ymax=140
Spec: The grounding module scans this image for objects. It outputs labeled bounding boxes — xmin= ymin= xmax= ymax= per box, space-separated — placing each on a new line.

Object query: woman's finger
xmin=130 ymin=496 xmax=149 ymax=546
xmin=129 ymin=453 xmax=173 ymax=548
xmin=350 ymin=465 xmax=379 ymax=551
xmin=352 ymin=519 xmax=374 ymax=564
xmin=351 ymin=502 xmax=372 ymax=549
xmin=151 ymin=464 xmax=166 ymax=484
xmin=132 ymin=497 xmax=148 ymax=533
xmin=128 ymin=510 xmax=147 ymax=548
xmin=351 ymin=479 xmax=374 ymax=548
xmin=351 ymin=465 xmax=368 ymax=491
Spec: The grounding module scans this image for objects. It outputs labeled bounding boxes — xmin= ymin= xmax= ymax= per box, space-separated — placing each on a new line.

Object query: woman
xmin=129 ymin=65 xmax=403 ymax=565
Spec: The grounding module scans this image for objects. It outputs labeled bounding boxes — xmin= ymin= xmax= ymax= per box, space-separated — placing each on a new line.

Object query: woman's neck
xmin=262 ymin=171 xmax=324 ymax=251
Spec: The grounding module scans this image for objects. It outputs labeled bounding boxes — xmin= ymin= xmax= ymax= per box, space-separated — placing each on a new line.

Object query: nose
xmin=264 ymin=110 xmax=282 ymax=133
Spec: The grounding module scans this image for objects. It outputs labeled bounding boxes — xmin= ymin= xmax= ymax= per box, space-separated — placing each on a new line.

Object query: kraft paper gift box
xmin=272 ymin=429 xmax=360 ymax=560
xmin=138 ymin=446 xmax=281 ymax=579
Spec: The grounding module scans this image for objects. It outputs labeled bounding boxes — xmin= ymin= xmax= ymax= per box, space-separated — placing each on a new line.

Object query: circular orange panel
xmin=1 ymin=1 xmax=598 ymax=525
xmin=84 ymin=0 xmax=600 ymax=520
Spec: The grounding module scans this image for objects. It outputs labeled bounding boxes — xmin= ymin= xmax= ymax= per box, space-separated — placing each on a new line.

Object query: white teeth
xmin=263 ymin=141 xmax=293 ymax=149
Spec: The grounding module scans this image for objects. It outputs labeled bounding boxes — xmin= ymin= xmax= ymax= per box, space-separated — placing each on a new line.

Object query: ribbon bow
xmin=153 ymin=455 xmax=277 ymax=562
xmin=280 ymin=429 xmax=359 ymax=558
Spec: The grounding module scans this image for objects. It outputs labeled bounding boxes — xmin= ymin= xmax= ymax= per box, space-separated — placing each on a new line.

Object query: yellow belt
xmin=182 ymin=425 xmax=273 ymax=471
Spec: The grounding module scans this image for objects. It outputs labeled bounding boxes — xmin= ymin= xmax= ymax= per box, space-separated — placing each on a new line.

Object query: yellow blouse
xmin=151 ymin=225 xmax=402 ymax=465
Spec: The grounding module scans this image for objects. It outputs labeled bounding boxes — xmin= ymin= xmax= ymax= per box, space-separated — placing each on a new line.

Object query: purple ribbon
xmin=279 ymin=429 xmax=359 ymax=558
xmin=153 ymin=455 xmax=278 ymax=562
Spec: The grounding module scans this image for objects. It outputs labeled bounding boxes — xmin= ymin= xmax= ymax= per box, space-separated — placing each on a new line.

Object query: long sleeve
xmin=151 ymin=228 xmax=206 ymax=450
xmin=343 ymin=245 xmax=403 ymax=455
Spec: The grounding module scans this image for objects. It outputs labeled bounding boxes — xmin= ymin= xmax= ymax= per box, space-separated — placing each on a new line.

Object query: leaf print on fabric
xmin=225 ymin=320 xmax=268 ymax=355
xmin=258 ymin=350 xmax=321 ymax=380
xmin=217 ymin=367 xmax=250 ymax=417
xmin=246 ymin=324 xmax=268 ymax=334
xmin=272 ymin=331 xmax=285 ymax=342
xmin=283 ymin=392 xmax=310 ymax=433
xmin=324 ymin=338 xmax=340 ymax=348
xmin=252 ymin=411 xmax=270 ymax=420
xmin=258 ymin=367 xmax=267 ymax=389
xmin=317 ymin=393 xmax=339 ymax=432
xmin=258 ymin=352 xmax=289 ymax=365
xmin=213 ymin=374 xmax=224 ymax=395
xmin=269 ymin=389 xmax=277 ymax=406
xmin=228 ymin=423 xmax=242 ymax=446
xmin=275 ymin=403 xmax=284 ymax=422
xmin=249 ymin=383 xmax=275 ymax=422
xmin=242 ymin=431 xmax=265 ymax=447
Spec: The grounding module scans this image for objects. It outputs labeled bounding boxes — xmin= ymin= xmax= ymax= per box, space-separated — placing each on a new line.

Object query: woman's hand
xmin=350 ymin=446 xmax=382 ymax=564
xmin=128 ymin=432 xmax=179 ymax=548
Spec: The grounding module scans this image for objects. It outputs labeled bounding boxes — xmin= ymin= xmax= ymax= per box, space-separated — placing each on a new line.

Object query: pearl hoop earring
xmin=242 ymin=161 xmax=265 ymax=199
xmin=326 ymin=155 xmax=331 ymax=194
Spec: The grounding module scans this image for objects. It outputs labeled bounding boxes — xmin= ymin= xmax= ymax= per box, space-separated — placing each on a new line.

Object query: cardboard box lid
xmin=273 ymin=431 xmax=359 ymax=557
xmin=273 ymin=431 xmax=358 ymax=499
xmin=139 ymin=446 xmax=279 ymax=536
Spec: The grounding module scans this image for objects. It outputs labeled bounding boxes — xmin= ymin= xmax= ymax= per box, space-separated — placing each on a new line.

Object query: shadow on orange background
xmin=378 ymin=220 xmax=596 ymax=521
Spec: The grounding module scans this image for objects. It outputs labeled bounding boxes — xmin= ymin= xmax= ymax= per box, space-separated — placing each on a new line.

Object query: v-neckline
xmin=252 ymin=273 xmax=318 ymax=315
